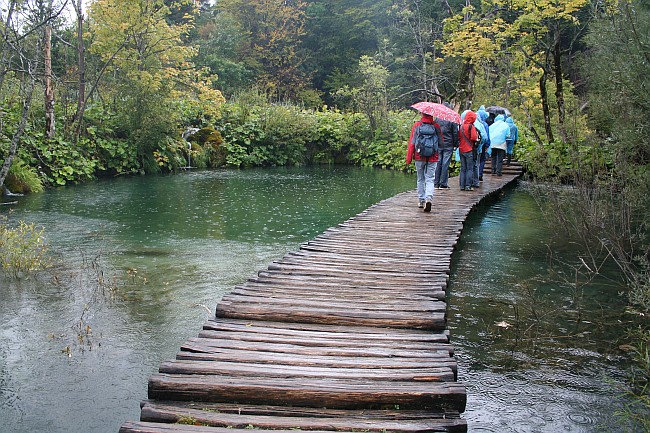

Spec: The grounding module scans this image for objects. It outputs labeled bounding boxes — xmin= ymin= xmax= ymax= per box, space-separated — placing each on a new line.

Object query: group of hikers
xmin=406 ymin=104 xmax=519 ymax=212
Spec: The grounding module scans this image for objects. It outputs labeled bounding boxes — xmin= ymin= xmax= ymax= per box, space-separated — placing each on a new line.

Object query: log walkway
xmin=120 ymin=162 xmax=524 ymax=433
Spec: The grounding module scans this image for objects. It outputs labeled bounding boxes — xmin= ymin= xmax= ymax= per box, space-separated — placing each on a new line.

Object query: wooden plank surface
xmin=120 ymin=167 xmax=523 ymax=433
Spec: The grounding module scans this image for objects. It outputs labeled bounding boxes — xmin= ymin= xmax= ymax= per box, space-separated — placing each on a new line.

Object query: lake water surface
xmin=0 ymin=167 xmax=637 ymax=432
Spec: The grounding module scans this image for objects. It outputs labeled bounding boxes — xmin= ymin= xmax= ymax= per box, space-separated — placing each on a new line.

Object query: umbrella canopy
xmin=411 ymin=102 xmax=461 ymax=124
xmin=486 ymin=105 xmax=511 ymax=116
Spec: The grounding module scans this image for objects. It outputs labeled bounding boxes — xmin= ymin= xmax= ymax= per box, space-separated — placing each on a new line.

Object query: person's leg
xmin=439 ymin=148 xmax=452 ymax=187
xmin=506 ymin=140 xmax=513 ymax=165
xmin=495 ymin=149 xmax=504 ymax=175
xmin=424 ymin=161 xmax=436 ymax=212
xmin=472 ymin=152 xmax=480 ymax=187
xmin=415 ymin=160 xmax=425 ymax=204
xmin=479 ymin=148 xmax=487 ymax=180
xmin=434 ymin=156 xmax=442 ymax=188
xmin=464 ymin=153 xmax=474 ymax=189
xmin=491 ymin=151 xmax=497 ymax=174
xmin=459 ymin=154 xmax=466 ymax=190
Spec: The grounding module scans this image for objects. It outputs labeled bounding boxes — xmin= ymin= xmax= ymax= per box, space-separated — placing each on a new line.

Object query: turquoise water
xmin=0 ymin=168 xmax=637 ymax=433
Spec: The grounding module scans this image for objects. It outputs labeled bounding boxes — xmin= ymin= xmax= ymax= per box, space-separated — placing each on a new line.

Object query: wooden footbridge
xmin=120 ymin=162 xmax=523 ymax=433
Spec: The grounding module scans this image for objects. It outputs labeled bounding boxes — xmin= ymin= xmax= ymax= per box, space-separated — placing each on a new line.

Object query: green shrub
xmin=0 ymin=216 xmax=50 ymax=278
xmin=6 ymin=159 xmax=44 ymax=193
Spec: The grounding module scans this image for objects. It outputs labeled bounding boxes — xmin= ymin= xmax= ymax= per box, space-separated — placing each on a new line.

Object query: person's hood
xmin=421 ymin=114 xmax=434 ymax=123
xmin=463 ymin=111 xmax=477 ymax=124
xmin=479 ymin=105 xmax=486 ymax=111
xmin=477 ymin=109 xmax=489 ymax=121
xmin=495 ymin=114 xmax=505 ymax=122
xmin=505 ymin=116 xmax=514 ymax=125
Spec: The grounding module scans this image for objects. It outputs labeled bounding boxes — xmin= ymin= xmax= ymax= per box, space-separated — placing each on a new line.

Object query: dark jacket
xmin=438 ymin=119 xmax=459 ymax=150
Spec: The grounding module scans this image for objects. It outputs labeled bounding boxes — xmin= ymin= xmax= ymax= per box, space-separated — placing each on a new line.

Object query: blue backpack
xmin=414 ymin=123 xmax=439 ymax=157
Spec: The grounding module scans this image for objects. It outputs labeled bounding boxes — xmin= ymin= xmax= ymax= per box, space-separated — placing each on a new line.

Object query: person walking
xmin=476 ymin=106 xmax=491 ymax=181
xmin=458 ymin=111 xmax=479 ymax=191
xmin=505 ymin=116 xmax=519 ymax=165
xmin=488 ymin=114 xmax=511 ymax=176
xmin=434 ymin=103 xmax=459 ymax=190
xmin=406 ymin=113 xmax=443 ymax=212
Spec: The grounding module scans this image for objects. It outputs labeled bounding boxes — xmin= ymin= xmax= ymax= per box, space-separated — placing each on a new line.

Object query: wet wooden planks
xmin=120 ymin=162 xmax=523 ymax=433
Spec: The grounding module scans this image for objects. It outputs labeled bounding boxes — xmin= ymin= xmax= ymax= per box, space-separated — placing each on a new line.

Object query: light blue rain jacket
xmin=488 ymin=115 xmax=511 ymax=151
xmin=505 ymin=117 xmax=519 ymax=154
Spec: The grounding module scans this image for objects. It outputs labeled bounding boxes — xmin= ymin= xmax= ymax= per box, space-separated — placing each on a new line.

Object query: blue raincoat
xmin=505 ymin=117 xmax=519 ymax=155
xmin=488 ymin=115 xmax=511 ymax=151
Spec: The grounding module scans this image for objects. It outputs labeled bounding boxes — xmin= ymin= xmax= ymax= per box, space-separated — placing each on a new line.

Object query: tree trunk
xmin=461 ymin=60 xmax=475 ymax=111
xmin=44 ymin=20 xmax=55 ymax=139
xmin=539 ymin=71 xmax=554 ymax=143
xmin=553 ymin=24 xmax=567 ymax=144
xmin=0 ymin=65 xmax=37 ymax=191
xmin=0 ymin=1 xmax=17 ymax=95
xmin=72 ymin=0 xmax=86 ymax=141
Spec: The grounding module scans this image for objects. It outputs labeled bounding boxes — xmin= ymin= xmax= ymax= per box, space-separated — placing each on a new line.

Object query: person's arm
xmin=406 ymin=122 xmax=418 ymax=164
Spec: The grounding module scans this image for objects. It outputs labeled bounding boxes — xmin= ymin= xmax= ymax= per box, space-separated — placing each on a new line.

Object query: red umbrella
xmin=411 ymin=102 xmax=461 ymax=124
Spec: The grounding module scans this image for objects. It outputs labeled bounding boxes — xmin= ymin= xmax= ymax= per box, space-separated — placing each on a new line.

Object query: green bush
xmin=0 ymin=216 xmax=50 ymax=278
xmin=23 ymin=133 xmax=98 ymax=186
xmin=6 ymin=159 xmax=44 ymax=193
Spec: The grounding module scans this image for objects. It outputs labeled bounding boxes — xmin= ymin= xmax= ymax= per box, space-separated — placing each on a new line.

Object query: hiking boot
xmin=418 ymin=200 xmax=425 ymax=208
xmin=439 ymin=185 xmax=450 ymax=189
xmin=465 ymin=186 xmax=474 ymax=191
xmin=424 ymin=200 xmax=432 ymax=212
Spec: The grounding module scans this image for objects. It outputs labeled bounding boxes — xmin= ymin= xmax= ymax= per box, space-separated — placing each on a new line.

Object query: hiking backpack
xmin=414 ymin=123 xmax=439 ymax=157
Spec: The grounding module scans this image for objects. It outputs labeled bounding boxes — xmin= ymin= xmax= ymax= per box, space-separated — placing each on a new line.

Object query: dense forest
xmin=0 ymin=0 xmax=648 ymax=426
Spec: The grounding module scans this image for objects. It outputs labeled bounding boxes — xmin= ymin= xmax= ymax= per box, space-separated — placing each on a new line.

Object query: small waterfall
xmin=182 ymin=128 xmax=200 ymax=169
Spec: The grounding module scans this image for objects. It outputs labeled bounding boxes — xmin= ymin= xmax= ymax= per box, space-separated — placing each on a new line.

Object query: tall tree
xmin=43 ymin=0 xmax=55 ymax=139
xmin=71 ymin=0 xmax=85 ymax=140
xmin=218 ymin=0 xmax=309 ymax=100
xmin=391 ymin=0 xmax=445 ymax=103
xmin=0 ymin=0 xmax=47 ymax=192
xmin=87 ymin=0 xmax=224 ymax=168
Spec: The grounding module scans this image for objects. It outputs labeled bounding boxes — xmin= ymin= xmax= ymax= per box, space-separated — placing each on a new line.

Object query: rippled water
xmin=0 ymin=169 xmax=637 ymax=433
xmin=448 ymin=184 xmax=636 ymax=432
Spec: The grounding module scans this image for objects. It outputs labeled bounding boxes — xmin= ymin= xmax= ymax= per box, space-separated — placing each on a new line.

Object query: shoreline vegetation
xmin=0 ymin=0 xmax=647 ymax=429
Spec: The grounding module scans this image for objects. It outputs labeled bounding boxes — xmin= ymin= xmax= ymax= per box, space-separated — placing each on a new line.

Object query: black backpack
xmin=414 ymin=123 xmax=439 ymax=157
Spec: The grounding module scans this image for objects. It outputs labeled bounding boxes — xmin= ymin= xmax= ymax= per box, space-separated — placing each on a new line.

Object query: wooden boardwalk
xmin=120 ymin=162 xmax=523 ymax=433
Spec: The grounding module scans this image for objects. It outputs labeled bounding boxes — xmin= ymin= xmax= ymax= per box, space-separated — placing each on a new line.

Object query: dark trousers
xmin=491 ymin=148 xmax=505 ymax=175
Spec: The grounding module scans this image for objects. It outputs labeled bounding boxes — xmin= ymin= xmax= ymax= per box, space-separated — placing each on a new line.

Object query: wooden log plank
xmin=195 ymin=329 xmax=454 ymax=353
xmin=215 ymin=303 xmax=446 ymax=330
xmin=288 ymin=249 xmax=452 ymax=262
xmin=148 ymin=373 xmax=467 ymax=412
xmin=218 ymin=294 xmax=447 ymax=313
xmin=158 ymin=360 xmax=455 ymax=382
xmin=273 ymin=257 xmax=451 ymax=273
xmin=139 ymin=401 xmax=467 ymax=432
xmin=174 ymin=350 xmax=458 ymax=377
xmin=141 ymin=400 xmax=463 ymax=420
xmin=278 ymin=254 xmax=452 ymax=270
xmin=180 ymin=337 xmax=453 ymax=358
xmin=261 ymin=266 xmax=450 ymax=282
xmin=120 ymin=422 xmax=383 ymax=433
xmin=229 ymin=285 xmax=444 ymax=303
xmin=202 ymin=319 xmax=450 ymax=343
xmin=266 ymin=262 xmax=450 ymax=276
xmin=252 ymin=272 xmax=448 ymax=292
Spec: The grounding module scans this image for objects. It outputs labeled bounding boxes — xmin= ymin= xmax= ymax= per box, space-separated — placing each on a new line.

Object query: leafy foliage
xmin=0 ymin=215 xmax=50 ymax=278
